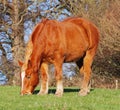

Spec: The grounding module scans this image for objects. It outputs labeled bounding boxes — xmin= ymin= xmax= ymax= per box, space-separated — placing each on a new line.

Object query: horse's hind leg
xmin=78 ymin=48 xmax=97 ymax=96
xmin=38 ymin=62 xmax=49 ymax=95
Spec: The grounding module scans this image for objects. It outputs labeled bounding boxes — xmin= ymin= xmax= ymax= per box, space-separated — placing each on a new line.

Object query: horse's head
xmin=18 ymin=60 xmax=39 ymax=95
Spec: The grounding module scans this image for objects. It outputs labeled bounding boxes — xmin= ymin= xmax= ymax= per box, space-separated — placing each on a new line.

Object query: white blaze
xmin=21 ymin=72 xmax=25 ymax=90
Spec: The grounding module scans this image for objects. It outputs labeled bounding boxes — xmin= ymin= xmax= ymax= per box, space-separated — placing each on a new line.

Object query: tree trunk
xmin=11 ymin=0 xmax=25 ymax=85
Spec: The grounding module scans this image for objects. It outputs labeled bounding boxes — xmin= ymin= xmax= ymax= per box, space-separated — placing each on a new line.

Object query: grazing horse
xmin=19 ymin=17 xmax=99 ymax=96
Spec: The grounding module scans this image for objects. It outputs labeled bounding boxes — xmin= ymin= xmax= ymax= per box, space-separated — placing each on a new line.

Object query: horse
xmin=19 ymin=17 xmax=99 ymax=96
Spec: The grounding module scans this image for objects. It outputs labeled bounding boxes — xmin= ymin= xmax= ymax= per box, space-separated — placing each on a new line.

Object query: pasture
xmin=0 ymin=86 xmax=119 ymax=110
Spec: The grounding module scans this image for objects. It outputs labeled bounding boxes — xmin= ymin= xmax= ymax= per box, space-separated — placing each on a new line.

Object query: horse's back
xmin=31 ymin=17 xmax=99 ymax=62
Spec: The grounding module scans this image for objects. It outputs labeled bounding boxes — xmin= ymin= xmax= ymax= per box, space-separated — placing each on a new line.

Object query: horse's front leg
xmin=38 ymin=62 xmax=49 ymax=95
xmin=54 ymin=60 xmax=63 ymax=97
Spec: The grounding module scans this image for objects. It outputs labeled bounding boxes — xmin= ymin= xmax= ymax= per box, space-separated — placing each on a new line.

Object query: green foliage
xmin=0 ymin=86 xmax=120 ymax=110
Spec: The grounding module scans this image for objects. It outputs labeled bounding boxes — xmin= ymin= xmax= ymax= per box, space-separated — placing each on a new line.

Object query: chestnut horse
xmin=19 ymin=17 xmax=99 ymax=96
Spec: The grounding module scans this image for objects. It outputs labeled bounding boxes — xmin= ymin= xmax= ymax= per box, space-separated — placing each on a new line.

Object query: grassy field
xmin=0 ymin=86 xmax=120 ymax=110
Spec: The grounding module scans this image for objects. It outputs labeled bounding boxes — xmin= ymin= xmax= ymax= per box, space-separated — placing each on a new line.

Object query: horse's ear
xmin=28 ymin=60 xmax=32 ymax=69
xmin=18 ymin=60 xmax=24 ymax=67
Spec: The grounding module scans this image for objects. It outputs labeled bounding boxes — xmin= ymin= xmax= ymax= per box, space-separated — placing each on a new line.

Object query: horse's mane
xmin=22 ymin=19 xmax=48 ymax=70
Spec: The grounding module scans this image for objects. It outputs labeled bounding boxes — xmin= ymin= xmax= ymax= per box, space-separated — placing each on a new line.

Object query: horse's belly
xmin=64 ymin=50 xmax=85 ymax=62
xmin=64 ymin=39 xmax=87 ymax=62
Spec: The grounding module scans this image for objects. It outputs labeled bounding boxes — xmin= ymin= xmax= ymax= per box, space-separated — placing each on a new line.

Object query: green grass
xmin=0 ymin=86 xmax=120 ymax=110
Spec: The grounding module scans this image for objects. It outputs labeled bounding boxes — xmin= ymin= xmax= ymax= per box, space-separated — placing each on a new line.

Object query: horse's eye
xmin=25 ymin=75 xmax=31 ymax=79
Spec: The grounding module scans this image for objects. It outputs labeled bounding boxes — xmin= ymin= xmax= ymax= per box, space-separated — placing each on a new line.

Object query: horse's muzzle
xmin=20 ymin=90 xmax=32 ymax=96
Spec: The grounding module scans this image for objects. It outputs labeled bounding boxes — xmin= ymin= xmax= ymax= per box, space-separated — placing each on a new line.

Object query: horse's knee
xmin=55 ymin=72 xmax=63 ymax=81
xmin=55 ymin=67 xmax=63 ymax=81
xmin=40 ymin=63 xmax=48 ymax=80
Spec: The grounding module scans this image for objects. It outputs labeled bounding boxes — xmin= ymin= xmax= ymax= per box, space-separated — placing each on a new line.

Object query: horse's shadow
xmin=33 ymin=88 xmax=94 ymax=95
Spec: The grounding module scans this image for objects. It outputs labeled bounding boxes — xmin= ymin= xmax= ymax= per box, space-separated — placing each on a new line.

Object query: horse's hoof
xmin=37 ymin=91 xmax=48 ymax=95
xmin=79 ymin=89 xmax=89 ymax=96
xmin=55 ymin=91 xmax=63 ymax=97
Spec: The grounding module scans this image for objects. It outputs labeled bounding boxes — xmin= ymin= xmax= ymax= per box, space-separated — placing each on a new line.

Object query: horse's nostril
xmin=20 ymin=92 xmax=24 ymax=96
xmin=27 ymin=92 xmax=32 ymax=95
xmin=20 ymin=90 xmax=32 ymax=96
